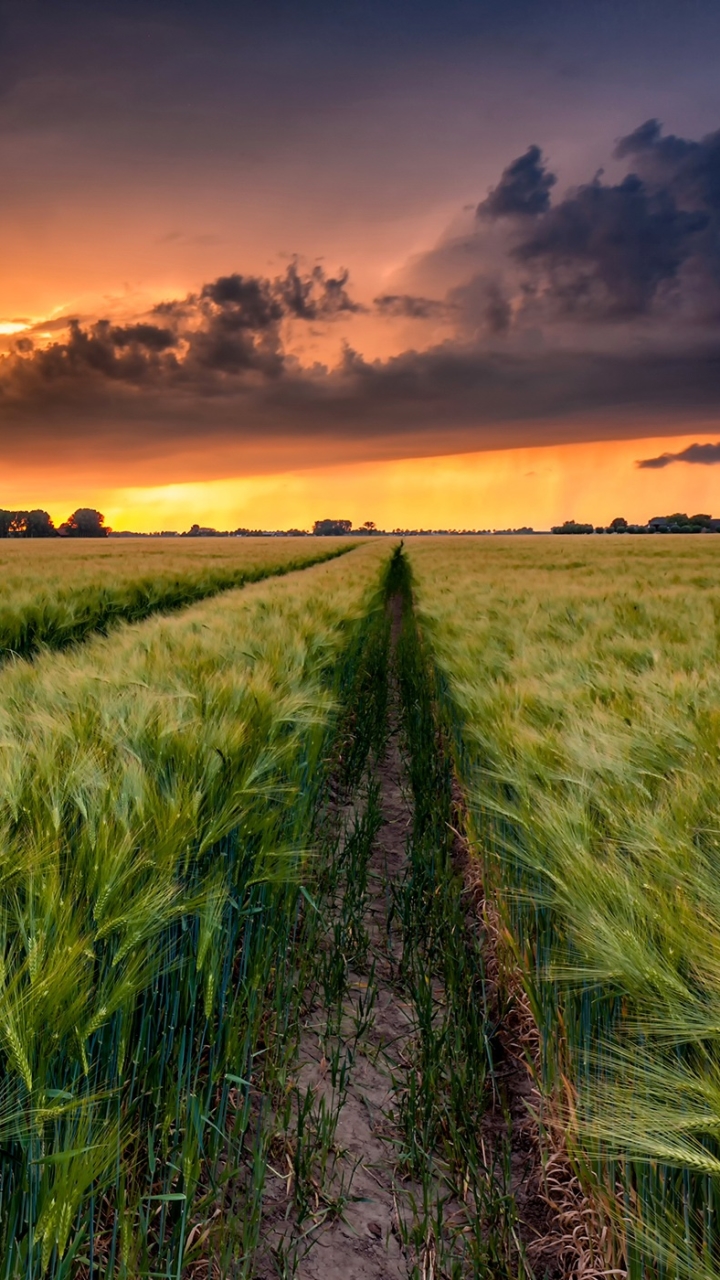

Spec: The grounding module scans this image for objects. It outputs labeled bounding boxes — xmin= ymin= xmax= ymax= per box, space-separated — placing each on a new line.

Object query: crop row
xmin=0 ymin=537 xmax=355 ymax=662
xmin=0 ymin=541 xmax=390 ymax=1277
xmin=407 ymin=535 xmax=720 ymax=1279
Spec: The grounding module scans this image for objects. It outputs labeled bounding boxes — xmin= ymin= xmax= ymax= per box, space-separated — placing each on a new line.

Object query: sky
xmin=2 ymin=0 xmax=720 ymax=531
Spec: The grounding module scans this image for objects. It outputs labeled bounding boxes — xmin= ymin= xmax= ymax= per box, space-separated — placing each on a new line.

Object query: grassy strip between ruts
xmin=0 ymin=537 xmax=359 ymax=662
xmin=255 ymin=545 xmax=525 ymax=1279
xmin=391 ymin=548 xmax=526 ymax=1277
xmin=406 ymin=534 xmax=720 ymax=1280
xmin=0 ymin=540 xmax=391 ymax=1278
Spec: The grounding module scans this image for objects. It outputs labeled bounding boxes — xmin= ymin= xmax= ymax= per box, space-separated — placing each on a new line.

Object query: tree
xmin=59 ymin=508 xmax=108 ymax=537
xmin=361 ymin=521 xmax=376 ymax=531
xmin=313 ymin=519 xmax=352 ymax=536
xmin=0 ymin=510 xmax=21 ymax=537
xmin=551 ymin=520 xmax=594 ymax=535
xmin=609 ymin=516 xmax=628 ymax=531
xmin=0 ymin=509 xmax=55 ymax=537
xmin=24 ymin=510 xmax=56 ymax=537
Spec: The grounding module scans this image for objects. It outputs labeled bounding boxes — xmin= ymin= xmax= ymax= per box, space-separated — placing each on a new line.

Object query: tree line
xmin=0 ymin=509 xmax=108 ymax=538
xmin=553 ymin=513 xmax=720 ymax=534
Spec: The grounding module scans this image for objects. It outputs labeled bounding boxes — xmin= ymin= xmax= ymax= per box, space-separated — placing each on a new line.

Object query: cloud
xmin=637 ymin=441 xmax=720 ymax=469
xmin=4 ymin=328 xmax=720 ymax=473
xmin=614 ymin=118 xmax=720 ymax=215
xmin=4 ymin=120 xmax=720 ymax=480
xmin=273 ymin=262 xmax=364 ymax=320
xmin=4 ymin=263 xmax=364 ymax=393
xmin=446 ymin=276 xmax=511 ymax=335
xmin=373 ymin=294 xmax=448 ymax=318
xmin=513 ymin=173 xmax=707 ymax=318
xmin=477 ymin=145 xmax=557 ymax=218
xmin=17 ymin=318 xmax=181 ymax=385
xmin=110 ymin=324 xmax=177 ymax=351
xmin=403 ymin=119 xmax=720 ymax=330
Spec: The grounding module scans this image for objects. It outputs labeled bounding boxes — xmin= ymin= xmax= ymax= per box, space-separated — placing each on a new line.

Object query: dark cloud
xmin=4 ymin=326 xmax=720 ymax=473
xmin=373 ymin=294 xmax=448 ymax=318
xmin=614 ymin=119 xmax=720 ymax=214
xmin=189 ymin=274 xmax=286 ymax=376
xmin=477 ymin=145 xmax=556 ymax=218
xmin=200 ymin=274 xmax=283 ymax=326
xmin=446 ymin=276 xmax=512 ymax=335
xmin=500 ymin=120 xmax=720 ymax=322
xmin=4 ymin=264 xmax=364 ymax=392
xmin=637 ymin=441 xmax=720 ymax=469
xmin=513 ymin=173 xmax=707 ymax=318
xmin=276 ymin=262 xmax=363 ymax=320
xmin=110 ymin=323 xmax=178 ymax=351
xmin=4 ymin=121 xmax=720 ymax=477
xmin=412 ymin=120 xmax=720 ymax=329
xmin=17 ymin=319 xmax=180 ymax=385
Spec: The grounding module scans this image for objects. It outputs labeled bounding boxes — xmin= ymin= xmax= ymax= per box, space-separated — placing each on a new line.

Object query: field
xmin=0 ymin=537 xmax=354 ymax=661
xmin=407 ymin=535 xmax=720 ymax=1278
xmin=2 ymin=534 xmax=720 ymax=1277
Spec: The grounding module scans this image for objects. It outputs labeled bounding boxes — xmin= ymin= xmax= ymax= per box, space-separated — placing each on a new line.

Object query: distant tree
xmin=690 ymin=513 xmax=713 ymax=527
xmin=361 ymin=521 xmax=376 ymax=531
xmin=609 ymin=516 xmax=628 ymax=531
xmin=313 ymin=519 xmax=352 ymax=536
xmin=24 ymin=509 xmax=56 ymax=537
xmin=59 ymin=508 xmax=108 ymax=537
xmin=551 ymin=520 xmax=594 ymax=535
xmin=0 ymin=510 xmax=22 ymax=537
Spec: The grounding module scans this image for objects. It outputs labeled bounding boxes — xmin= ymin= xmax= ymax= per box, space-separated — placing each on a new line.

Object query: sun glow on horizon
xmin=12 ymin=432 xmax=718 ymax=536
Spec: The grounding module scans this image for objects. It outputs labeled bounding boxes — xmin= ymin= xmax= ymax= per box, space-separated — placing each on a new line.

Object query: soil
xmin=255 ymin=596 xmax=418 ymax=1277
xmin=253 ymin=597 xmax=576 ymax=1279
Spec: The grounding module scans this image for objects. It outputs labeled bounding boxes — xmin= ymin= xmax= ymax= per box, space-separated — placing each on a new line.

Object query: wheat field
xmin=0 ymin=536 xmax=354 ymax=661
xmin=406 ymin=535 xmax=720 ymax=1278
xmin=5 ymin=531 xmax=720 ymax=1276
xmin=0 ymin=540 xmax=389 ymax=1276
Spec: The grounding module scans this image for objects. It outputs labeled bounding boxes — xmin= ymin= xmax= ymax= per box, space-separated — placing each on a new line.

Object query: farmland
xmin=0 ymin=537 xmax=354 ymax=661
xmin=3 ymin=534 xmax=720 ymax=1277
xmin=407 ymin=535 xmax=720 ymax=1278
xmin=0 ymin=541 xmax=388 ymax=1277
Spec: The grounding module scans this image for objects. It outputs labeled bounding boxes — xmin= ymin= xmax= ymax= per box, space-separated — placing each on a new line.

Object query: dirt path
xmin=255 ymin=597 xmax=420 ymax=1278
xmin=252 ymin=590 xmax=575 ymax=1280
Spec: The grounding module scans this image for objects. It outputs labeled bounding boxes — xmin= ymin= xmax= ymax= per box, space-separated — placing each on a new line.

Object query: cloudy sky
xmin=2 ymin=0 xmax=720 ymax=529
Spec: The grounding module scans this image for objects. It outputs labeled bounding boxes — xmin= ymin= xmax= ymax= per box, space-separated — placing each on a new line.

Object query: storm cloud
xmin=512 ymin=173 xmax=707 ymax=318
xmin=4 ymin=119 xmax=720 ymax=477
xmin=4 ymin=262 xmax=362 ymax=394
xmin=373 ymin=294 xmax=448 ymax=319
xmin=637 ymin=441 xmax=720 ymax=469
xmin=408 ymin=119 xmax=720 ymax=331
xmin=478 ymin=145 xmax=557 ymax=219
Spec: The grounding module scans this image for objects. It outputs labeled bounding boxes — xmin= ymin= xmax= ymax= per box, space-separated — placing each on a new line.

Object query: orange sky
xmin=2 ymin=6 xmax=720 ymax=534
xmin=8 ymin=430 xmax=715 ymax=533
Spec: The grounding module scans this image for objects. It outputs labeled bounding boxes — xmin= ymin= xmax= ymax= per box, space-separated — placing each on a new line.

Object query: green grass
xmin=0 ymin=536 xmax=358 ymax=662
xmin=405 ymin=534 xmax=720 ymax=1278
xmin=0 ymin=541 xmax=391 ymax=1277
xmin=11 ymin=529 xmax=720 ymax=1275
xmin=391 ymin=548 xmax=520 ymax=1277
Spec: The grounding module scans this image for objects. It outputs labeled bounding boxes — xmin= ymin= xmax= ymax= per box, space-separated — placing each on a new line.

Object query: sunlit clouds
xmin=2 ymin=2 xmax=720 ymax=525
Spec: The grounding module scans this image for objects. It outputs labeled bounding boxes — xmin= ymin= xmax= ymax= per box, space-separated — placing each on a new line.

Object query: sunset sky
xmin=2 ymin=0 xmax=720 ymax=531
